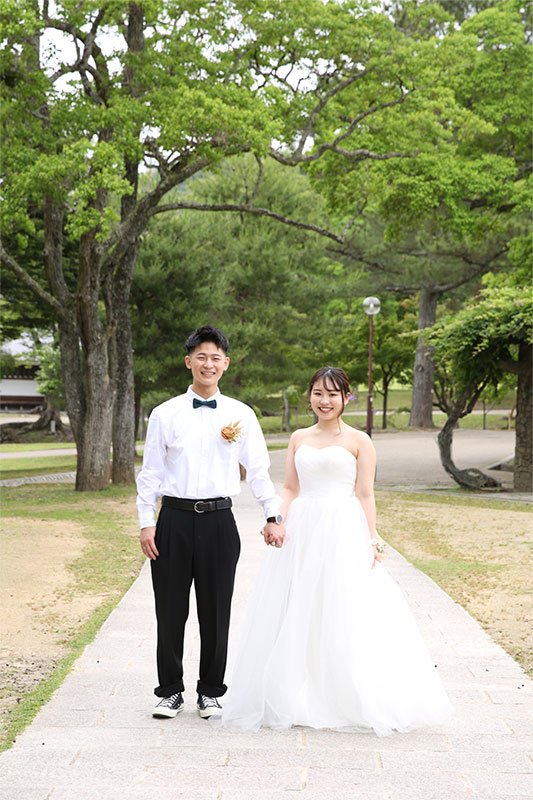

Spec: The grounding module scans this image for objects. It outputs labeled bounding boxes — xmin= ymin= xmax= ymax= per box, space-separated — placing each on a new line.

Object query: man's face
xmin=185 ymin=341 xmax=229 ymax=394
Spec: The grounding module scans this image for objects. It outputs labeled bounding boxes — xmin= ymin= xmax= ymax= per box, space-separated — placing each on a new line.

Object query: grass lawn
xmin=0 ymin=442 xmax=77 ymax=453
xmin=0 ymin=483 xmax=144 ymax=751
xmin=259 ymin=387 xmax=516 ymax=417
xmin=0 ymin=455 xmax=78 ymax=480
xmin=0 ymin=454 xmax=144 ymax=480
xmin=259 ymin=411 xmax=513 ymax=435
xmin=376 ymin=490 xmax=533 ymax=676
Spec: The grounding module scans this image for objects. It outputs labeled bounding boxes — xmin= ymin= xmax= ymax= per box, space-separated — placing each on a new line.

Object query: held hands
xmin=262 ymin=521 xmax=286 ymax=548
xmin=140 ymin=526 xmax=159 ymax=560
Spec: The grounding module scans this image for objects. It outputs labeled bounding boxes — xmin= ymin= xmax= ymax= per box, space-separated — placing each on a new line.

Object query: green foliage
xmin=428 ymin=282 xmax=532 ymax=413
xmin=378 ymin=1 xmax=532 ymax=239
xmin=2 ymin=0 xmax=530 ymax=469
xmin=0 ymin=346 xmax=16 ymax=377
xmin=34 ymin=345 xmax=65 ymax=408
xmin=321 ymin=295 xmax=417 ymax=389
xmin=132 ymin=157 xmax=339 ymax=406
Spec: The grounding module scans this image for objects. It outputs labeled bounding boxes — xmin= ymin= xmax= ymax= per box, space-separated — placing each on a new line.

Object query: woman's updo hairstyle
xmin=308 ymin=367 xmax=351 ymax=416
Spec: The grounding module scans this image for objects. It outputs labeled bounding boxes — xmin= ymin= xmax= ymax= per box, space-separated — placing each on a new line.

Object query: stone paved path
xmin=1 ymin=482 xmax=532 ymax=800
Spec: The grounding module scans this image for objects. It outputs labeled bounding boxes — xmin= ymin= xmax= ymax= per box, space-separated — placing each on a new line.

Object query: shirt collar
xmin=187 ymin=385 xmax=222 ymax=404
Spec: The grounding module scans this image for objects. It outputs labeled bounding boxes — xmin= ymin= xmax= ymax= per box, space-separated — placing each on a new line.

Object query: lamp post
xmin=363 ymin=296 xmax=381 ymax=437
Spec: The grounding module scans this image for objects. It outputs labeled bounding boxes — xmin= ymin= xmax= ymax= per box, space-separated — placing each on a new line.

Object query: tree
xmin=428 ymin=282 xmax=532 ymax=492
xmin=0 ymin=0 xmax=501 ymax=489
xmin=131 ymin=157 xmax=336 ymax=419
xmin=31 ymin=343 xmax=69 ymax=433
xmin=329 ymin=215 xmax=510 ymax=426
xmin=311 ymin=1 xmax=532 ymax=426
xmin=321 ymin=295 xmax=416 ymax=427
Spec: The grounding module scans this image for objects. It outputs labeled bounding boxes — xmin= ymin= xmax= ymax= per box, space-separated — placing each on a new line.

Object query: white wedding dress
xmin=215 ymin=445 xmax=453 ymax=736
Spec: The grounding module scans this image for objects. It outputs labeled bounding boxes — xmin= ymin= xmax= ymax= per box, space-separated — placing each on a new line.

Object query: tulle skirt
xmin=214 ymin=493 xmax=453 ymax=736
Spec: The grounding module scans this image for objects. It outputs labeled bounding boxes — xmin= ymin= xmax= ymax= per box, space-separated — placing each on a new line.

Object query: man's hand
xmin=140 ymin=526 xmax=159 ymax=560
xmin=261 ymin=521 xmax=286 ymax=548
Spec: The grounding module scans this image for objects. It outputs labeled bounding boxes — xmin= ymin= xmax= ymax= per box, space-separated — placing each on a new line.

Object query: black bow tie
xmin=193 ymin=398 xmax=217 ymax=409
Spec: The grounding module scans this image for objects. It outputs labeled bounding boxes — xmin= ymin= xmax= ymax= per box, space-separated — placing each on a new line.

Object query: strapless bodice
xmin=295 ymin=444 xmax=357 ymax=498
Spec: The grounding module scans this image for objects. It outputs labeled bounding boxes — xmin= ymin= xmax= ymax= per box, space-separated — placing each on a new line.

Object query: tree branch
xmin=0 ymin=243 xmax=66 ymax=319
xmin=498 ymin=359 xmax=531 ymax=377
xmin=294 ymin=68 xmax=371 ymax=157
xmin=101 ymin=157 xmax=214 ymax=267
xmin=148 ymin=201 xmax=346 ymax=245
xmin=271 ymin=93 xmax=417 ymax=167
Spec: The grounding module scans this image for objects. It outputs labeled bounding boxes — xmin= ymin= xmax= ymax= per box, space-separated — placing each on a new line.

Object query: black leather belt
xmin=162 ymin=496 xmax=232 ymax=514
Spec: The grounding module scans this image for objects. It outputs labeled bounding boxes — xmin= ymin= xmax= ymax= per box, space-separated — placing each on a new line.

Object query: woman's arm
xmin=354 ymin=433 xmax=381 ymax=567
xmin=261 ymin=432 xmax=301 ymax=547
xmin=279 ymin=432 xmax=301 ymax=519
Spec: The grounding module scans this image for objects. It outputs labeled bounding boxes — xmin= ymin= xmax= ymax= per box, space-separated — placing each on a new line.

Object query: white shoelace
xmin=158 ymin=693 xmax=181 ymax=707
xmin=199 ymin=695 xmax=221 ymax=708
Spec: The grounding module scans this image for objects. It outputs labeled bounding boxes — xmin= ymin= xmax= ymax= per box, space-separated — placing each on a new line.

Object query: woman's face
xmin=309 ymin=378 xmax=346 ymax=421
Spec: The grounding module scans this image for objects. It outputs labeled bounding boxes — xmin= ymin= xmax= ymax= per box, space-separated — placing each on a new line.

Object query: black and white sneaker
xmin=196 ymin=694 xmax=222 ymax=719
xmin=152 ymin=692 xmax=184 ymax=718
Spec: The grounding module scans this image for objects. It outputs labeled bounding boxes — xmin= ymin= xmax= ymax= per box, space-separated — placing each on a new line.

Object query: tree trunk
xmin=437 ymin=414 xmax=460 ymax=479
xmin=282 ymin=388 xmax=291 ymax=432
xmin=109 ymin=5 xmax=144 ymax=484
xmin=74 ymin=326 xmax=114 ymax=490
xmin=514 ymin=341 xmax=532 ymax=492
xmin=44 ymin=202 xmax=112 ymax=488
xmin=437 ymin=412 xmax=501 ymax=491
xmin=30 ymin=398 xmax=65 ymax=432
xmin=381 ymin=375 xmax=392 ymax=429
xmin=109 ymin=249 xmax=138 ymax=484
xmin=134 ymin=389 xmax=142 ymax=442
xmin=409 ymin=285 xmax=440 ymax=428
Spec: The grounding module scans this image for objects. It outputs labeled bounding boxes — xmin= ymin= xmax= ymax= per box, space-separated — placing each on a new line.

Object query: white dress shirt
xmin=136 ymin=386 xmax=280 ymax=528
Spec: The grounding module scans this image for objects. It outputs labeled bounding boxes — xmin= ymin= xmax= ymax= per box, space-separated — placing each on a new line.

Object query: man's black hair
xmin=184 ymin=325 xmax=230 ymax=354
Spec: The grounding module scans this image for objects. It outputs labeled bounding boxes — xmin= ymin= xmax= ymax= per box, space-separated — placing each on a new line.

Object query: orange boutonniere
xmin=221 ymin=420 xmax=243 ymax=444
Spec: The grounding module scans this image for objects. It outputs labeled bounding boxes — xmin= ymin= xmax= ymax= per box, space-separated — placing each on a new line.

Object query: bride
xmin=214 ymin=367 xmax=453 ymax=735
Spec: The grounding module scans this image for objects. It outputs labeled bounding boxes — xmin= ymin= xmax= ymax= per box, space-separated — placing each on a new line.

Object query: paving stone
xmin=49 ymin=787 xmax=219 ymax=800
xmin=0 ymin=786 xmax=55 ymax=800
xmin=302 ymin=729 xmax=450 ymax=752
xmin=140 ymin=765 xmax=304 ymax=792
xmin=503 ymin=717 xmax=533 ymax=735
xmin=306 ymin=766 xmax=469 ymax=796
xmin=444 ymin=733 xmax=533 ymax=753
xmin=468 ymin=664 xmax=528 ymax=680
xmin=486 ymin=688 xmax=532 ymax=705
xmin=465 ymin=771 xmax=533 ymax=796
xmin=380 ymin=749 xmax=531 ymax=773
xmin=224 ymin=746 xmax=379 ymax=769
xmin=220 ymin=793 xmax=385 ymax=800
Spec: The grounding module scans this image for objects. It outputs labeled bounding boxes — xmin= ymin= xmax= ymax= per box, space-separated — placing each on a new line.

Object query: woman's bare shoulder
xmin=343 ymin=425 xmax=374 ymax=456
xmin=289 ymin=426 xmax=316 ymax=448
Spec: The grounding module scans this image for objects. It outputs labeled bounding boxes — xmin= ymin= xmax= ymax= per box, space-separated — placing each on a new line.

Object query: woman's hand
xmin=370 ymin=536 xmax=384 ymax=568
xmin=262 ymin=521 xmax=285 ymax=548
xmin=371 ymin=543 xmax=383 ymax=569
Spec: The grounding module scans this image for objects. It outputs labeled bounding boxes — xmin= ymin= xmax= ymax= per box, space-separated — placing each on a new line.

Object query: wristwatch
xmin=266 ymin=514 xmax=283 ymax=524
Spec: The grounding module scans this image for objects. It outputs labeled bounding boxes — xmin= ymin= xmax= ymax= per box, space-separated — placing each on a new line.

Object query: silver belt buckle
xmin=194 ymin=501 xmax=206 ymax=513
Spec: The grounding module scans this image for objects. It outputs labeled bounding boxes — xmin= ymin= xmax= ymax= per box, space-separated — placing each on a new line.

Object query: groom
xmin=137 ymin=324 xmax=285 ymax=719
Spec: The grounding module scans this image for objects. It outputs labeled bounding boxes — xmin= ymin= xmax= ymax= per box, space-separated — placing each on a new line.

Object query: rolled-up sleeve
xmin=136 ymin=410 xmax=167 ymax=528
xmin=239 ymin=410 xmax=280 ymax=519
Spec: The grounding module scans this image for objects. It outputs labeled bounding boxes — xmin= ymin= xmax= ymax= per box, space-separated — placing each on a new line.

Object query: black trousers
xmin=151 ymin=503 xmax=241 ymax=698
